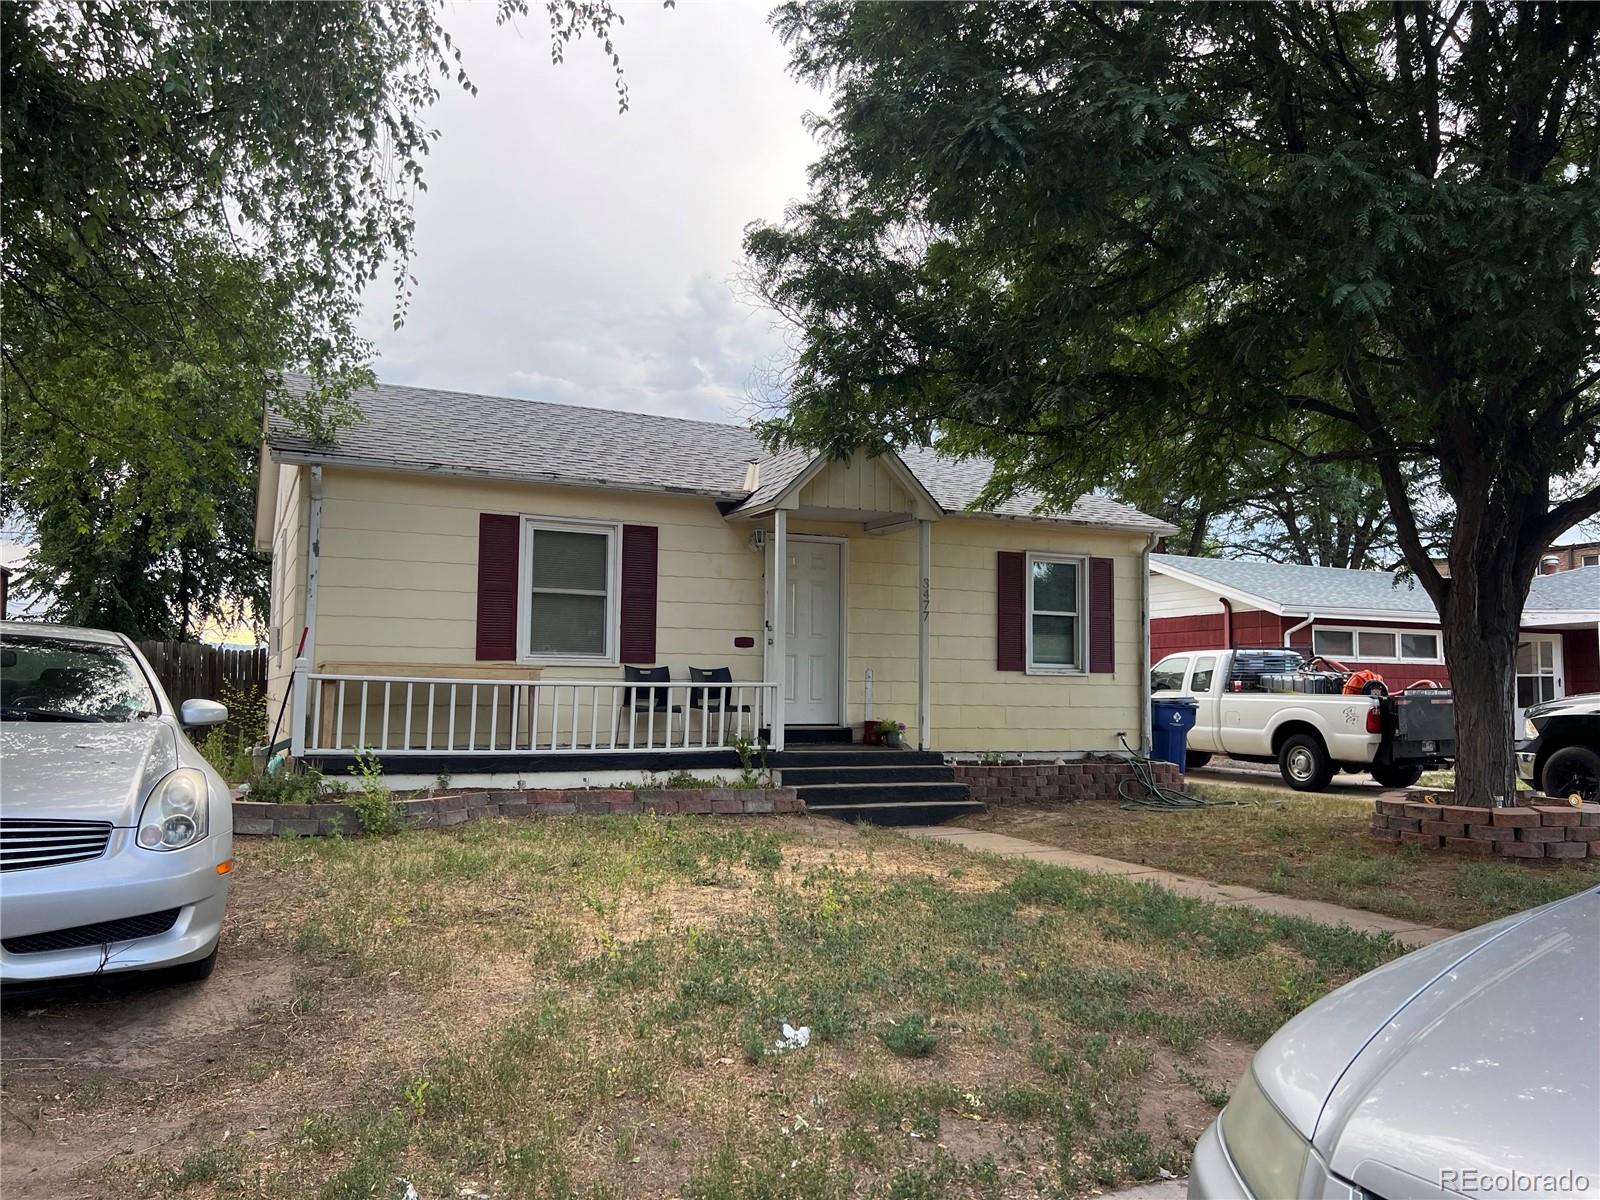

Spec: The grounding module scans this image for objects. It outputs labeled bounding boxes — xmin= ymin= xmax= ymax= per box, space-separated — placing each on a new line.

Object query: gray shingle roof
xmin=269 ymin=375 xmax=762 ymax=498
xmin=268 ymin=376 xmax=1174 ymax=532
xmin=1528 ymin=565 xmax=1600 ymax=612
xmin=1154 ymin=554 xmax=1436 ymax=614
xmin=895 ymin=447 xmax=1170 ymax=530
xmin=1154 ymin=554 xmax=1599 ymax=618
xmin=737 ymin=446 xmax=813 ymax=509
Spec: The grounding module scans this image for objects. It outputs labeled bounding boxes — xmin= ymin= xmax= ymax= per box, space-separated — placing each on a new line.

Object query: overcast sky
xmin=357 ymin=2 xmax=818 ymax=426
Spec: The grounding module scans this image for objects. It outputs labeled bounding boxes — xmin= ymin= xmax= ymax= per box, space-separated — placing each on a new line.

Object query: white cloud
xmin=359 ymin=2 xmax=818 ymax=426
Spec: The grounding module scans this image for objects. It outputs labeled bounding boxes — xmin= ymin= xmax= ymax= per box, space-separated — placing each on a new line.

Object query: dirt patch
xmin=1136 ymin=1037 xmax=1253 ymax=1147
xmin=1 ymin=941 xmax=298 ymax=1200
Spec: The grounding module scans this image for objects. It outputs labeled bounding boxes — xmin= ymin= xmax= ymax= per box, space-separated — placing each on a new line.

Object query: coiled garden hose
xmin=1115 ymin=735 xmax=1237 ymax=810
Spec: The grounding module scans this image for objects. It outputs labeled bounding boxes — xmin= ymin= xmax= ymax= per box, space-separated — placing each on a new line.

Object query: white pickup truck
xmin=1152 ymin=648 xmax=1456 ymax=791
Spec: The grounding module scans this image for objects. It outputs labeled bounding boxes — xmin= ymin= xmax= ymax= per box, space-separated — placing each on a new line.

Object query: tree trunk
xmin=1432 ymin=529 xmax=1538 ymax=807
xmin=1438 ymin=600 xmax=1520 ymax=806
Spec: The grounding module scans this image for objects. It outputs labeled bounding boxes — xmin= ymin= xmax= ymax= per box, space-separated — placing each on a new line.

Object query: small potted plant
xmin=876 ymin=718 xmax=906 ymax=749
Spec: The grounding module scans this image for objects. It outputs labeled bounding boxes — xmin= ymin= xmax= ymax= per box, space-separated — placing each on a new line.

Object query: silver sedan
xmin=1 ymin=622 xmax=234 ymax=985
xmin=1191 ymin=885 xmax=1599 ymax=1199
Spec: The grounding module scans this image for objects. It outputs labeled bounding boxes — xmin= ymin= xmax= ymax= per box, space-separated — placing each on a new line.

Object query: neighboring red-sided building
xmin=1150 ymin=555 xmax=1600 ymax=721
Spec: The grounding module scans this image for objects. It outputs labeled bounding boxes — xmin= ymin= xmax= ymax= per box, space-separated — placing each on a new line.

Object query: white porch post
xmin=771 ymin=509 xmax=787 ymax=752
xmin=289 ymin=656 xmax=308 ymax=758
xmin=918 ymin=518 xmax=931 ymax=752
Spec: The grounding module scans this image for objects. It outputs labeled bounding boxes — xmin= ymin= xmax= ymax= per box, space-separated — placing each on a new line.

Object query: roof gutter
xmin=266 ymin=447 xmax=753 ymax=503
xmin=941 ymin=509 xmax=1178 ymax=537
xmin=269 ymin=445 xmax=1175 ymax=537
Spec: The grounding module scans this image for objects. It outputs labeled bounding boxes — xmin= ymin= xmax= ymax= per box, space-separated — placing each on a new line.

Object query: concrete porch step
xmin=778 ymin=765 xmax=956 ymax=786
xmin=793 ymin=782 xmax=972 ymax=806
xmin=806 ymin=799 xmax=986 ymax=826
xmin=767 ymin=748 xmax=945 ymax=768
xmin=782 ymin=725 xmax=855 ymax=745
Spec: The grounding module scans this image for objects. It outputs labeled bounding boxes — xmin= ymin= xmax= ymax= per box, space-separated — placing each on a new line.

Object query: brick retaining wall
xmin=1371 ymin=794 xmax=1600 ymax=860
xmin=953 ymin=758 xmax=1182 ymax=807
xmin=232 ymin=787 xmax=802 ymax=837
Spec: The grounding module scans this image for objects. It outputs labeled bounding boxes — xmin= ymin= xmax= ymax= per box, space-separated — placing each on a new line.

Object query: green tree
xmin=3 ymin=243 xmax=282 ymax=638
xmin=2 ymin=0 xmax=629 ymax=636
xmin=1121 ymin=440 xmax=1443 ymax=571
xmin=746 ymin=1 xmax=1600 ymax=805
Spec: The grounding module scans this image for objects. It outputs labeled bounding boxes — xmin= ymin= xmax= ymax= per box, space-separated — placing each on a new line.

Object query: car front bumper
xmin=0 ymin=830 xmax=231 ymax=982
xmin=1190 ymin=1117 xmax=1373 ymax=1200
xmin=1515 ymin=736 xmax=1541 ymax=787
xmin=1516 ymin=752 xmax=1539 ymax=785
xmin=1188 ymin=1120 xmax=1251 ymax=1199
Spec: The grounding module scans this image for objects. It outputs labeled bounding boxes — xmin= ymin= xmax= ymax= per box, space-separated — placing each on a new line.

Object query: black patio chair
xmin=615 ymin=665 xmax=681 ymax=746
xmin=687 ymin=666 xmax=753 ymax=744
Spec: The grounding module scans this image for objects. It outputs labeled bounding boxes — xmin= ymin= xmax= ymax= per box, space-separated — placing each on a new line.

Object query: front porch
xmin=286 ymin=448 xmax=946 ymax=766
xmin=290 ymin=668 xmax=781 ymax=759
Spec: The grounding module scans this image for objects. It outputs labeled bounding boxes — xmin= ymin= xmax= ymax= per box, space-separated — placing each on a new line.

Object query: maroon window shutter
xmin=1089 ymin=556 xmax=1115 ymax=674
xmin=619 ymin=524 xmax=658 ymax=664
xmin=996 ymin=551 xmax=1025 ymax=672
xmin=475 ymin=513 xmax=520 ymax=660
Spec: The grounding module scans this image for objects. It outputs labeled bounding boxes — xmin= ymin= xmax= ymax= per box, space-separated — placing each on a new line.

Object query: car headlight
xmin=1523 ymin=717 xmax=1541 ymax=740
xmin=1221 ymin=1067 xmax=1310 ymax=1199
xmin=137 ymin=767 xmax=210 ymax=851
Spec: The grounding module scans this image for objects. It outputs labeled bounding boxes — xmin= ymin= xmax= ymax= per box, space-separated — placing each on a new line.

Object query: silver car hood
xmin=1254 ymin=906 xmax=1549 ymax=1138
xmin=0 ymin=720 xmax=179 ymax=825
xmin=1315 ymin=887 xmax=1600 ymax=1196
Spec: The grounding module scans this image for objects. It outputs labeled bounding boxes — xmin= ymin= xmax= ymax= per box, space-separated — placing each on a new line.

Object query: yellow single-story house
xmin=254 ymin=377 xmax=1174 ymax=814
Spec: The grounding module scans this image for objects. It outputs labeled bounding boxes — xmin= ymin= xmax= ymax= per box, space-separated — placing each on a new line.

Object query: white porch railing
xmin=289 ymin=662 xmax=778 ymax=756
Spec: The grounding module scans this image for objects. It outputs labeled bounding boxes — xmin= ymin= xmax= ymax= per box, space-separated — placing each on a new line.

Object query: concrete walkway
xmin=1108 ymin=1180 xmax=1186 ymax=1200
xmin=904 ymin=828 xmax=1454 ymax=949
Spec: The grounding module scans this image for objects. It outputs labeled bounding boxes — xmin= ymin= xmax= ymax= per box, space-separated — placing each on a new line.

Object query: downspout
xmin=304 ymin=465 xmax=324 ymax=669
xmin=1283 ymin=612 xmax=1314 ymax=651
xmin=289 ymin=464 xmax=323 ymax=760
xmin=1220 ymin=598 xmax=1234 ymax=648
xmin=1140 ymin=533 xmax=1157 ymax=756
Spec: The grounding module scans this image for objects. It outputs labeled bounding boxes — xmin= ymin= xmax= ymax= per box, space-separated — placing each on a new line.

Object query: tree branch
xmin=1340 ymin=355 xmax=1447 ymax=604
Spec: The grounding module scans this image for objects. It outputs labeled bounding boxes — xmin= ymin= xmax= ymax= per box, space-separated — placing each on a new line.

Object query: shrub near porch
xmin=77 ymin=816 xmax=1401 ymax=1199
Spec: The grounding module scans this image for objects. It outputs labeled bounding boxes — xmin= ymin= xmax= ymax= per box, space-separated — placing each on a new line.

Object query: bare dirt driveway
xmin=1 ymin=913 xmax=300 ymax=1199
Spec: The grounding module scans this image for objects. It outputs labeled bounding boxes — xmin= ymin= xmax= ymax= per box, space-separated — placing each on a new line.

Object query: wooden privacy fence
xmin=136 ymin=641 xmax=266 ymax=704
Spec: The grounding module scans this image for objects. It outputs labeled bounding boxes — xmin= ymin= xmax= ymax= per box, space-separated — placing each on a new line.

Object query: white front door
xmin=783 ymin=539 xmax=842 ymax=725
xmin=1515 ymin=635 xmax=1564 ymax=725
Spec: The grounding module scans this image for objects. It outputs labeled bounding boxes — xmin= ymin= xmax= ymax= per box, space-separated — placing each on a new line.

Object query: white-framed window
xmin=1026 ymin=552 xmax=1087 ymax=672
xmin=1312 ymin=625 xmax=1442 ymax=663
xmin=517 ymin=516 xmax=621 ymax=663
xmin=1399 ymin=631 xmax=1440 ymax=660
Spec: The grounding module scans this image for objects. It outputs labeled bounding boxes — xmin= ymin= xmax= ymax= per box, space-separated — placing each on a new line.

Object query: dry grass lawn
xmin=1 ymin=814 xmax=1404 ymax=1200
xmin=965 ymin=785 xmax=1600 ymax=931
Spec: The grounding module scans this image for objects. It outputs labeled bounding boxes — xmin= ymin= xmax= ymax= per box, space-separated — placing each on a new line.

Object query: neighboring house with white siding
xmin=254 ymin=377 xmax=1174 ymax=793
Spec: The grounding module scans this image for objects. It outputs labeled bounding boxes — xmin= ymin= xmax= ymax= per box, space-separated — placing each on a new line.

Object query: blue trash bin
xmin=1150 ymin=697 xmax=1198 ymax=768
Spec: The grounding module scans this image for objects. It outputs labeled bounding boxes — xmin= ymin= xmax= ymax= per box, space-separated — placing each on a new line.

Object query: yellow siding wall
xmin=797 ymin=451 xmax=914 ymax=514
xmin=788 ymin=517 xmax=1147 ymax=752
xmin=311 ymin=468 xmax=767 ymax=681
xmin=265 ymin=463 xmax=308 ymax=732
xmin=274 ymin=465 xmax=1149 ymax=753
